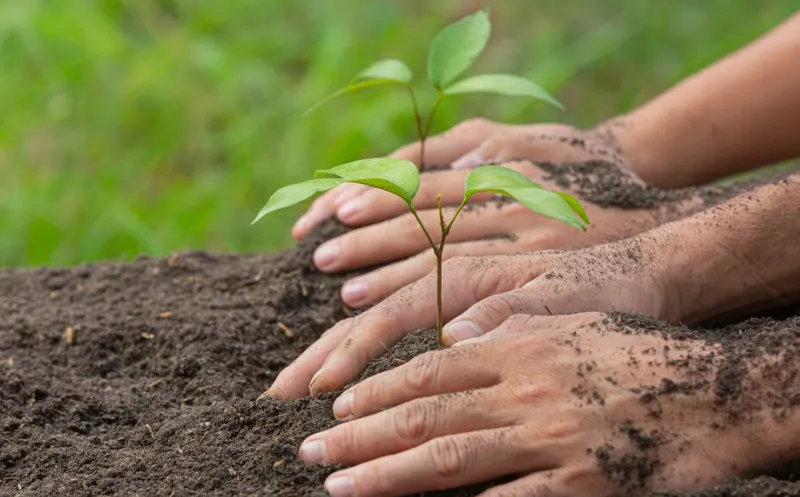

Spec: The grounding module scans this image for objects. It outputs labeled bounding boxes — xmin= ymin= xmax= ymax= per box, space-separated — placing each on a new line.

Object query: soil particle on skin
xmin=532 ymin=159 xmax=793 ymax=210
xmin=1 ymin=220 xmax=799 ymax=496
xmin=654 ymin=477 xmax=800 ymax=497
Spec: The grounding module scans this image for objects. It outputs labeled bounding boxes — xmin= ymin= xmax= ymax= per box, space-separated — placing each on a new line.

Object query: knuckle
xmin=499 ymin=313 xmax=537 ymax=331
xmin=428 ymin=437 xmax=469 ymax=479
xmin=405 ymin=351 xmax=441 ymax=391
xmin=442 ymin=255 xmax=469 ymax=270
xmin=394 ymin=399 xmax=435 ymax=443
xmin=481 ymin=294 xmax=522 ymax=321
xmin=508 ymin=381 xmax=559 ymax=405
xmin=541 ymin=417 xmax=581 ymax=440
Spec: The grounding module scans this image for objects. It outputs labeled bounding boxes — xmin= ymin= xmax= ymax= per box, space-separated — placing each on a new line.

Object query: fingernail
xmin=314 ymin=241 xmax=340 ymax=268
xmin=298 ymin=439 xmax=326 ymax=464
xmin=341 ymin=280 xmax=368 ymax=305
xmin=451 ymin=152 xmax=484 ymax=170
xmin=293 ymin=215 xmax=310 ymax=234
xmin=333 ymin=391 xmax=354 ymax=419
xmin=337 ymin=199 xmax=362 ymax=221
xmin=443 ymin=320 xmax=483 ymax=343
xmin=309 ymin=368 xmax=325 ymax=396
xmin=452 ymin=336 xmax=484 ymax=348
xmin=325 ymin=475 xmax=355 ymax=497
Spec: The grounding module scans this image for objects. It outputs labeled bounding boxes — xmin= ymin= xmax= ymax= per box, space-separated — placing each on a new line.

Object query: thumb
xmin=307 ymin=255 xmax=535 ymax=395
xmin=443 ymin=280 xmax=561 ymax=346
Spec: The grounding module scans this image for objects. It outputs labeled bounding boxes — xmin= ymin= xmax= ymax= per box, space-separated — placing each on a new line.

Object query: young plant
xmin=253 ymin=11 xmax=590 ymax=345
xmin=302 ymin=9 xmax=564 ymax=168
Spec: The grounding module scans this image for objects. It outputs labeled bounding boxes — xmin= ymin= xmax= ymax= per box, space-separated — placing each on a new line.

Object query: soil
xmin=2 ymin=163 xmax=799 ymax=496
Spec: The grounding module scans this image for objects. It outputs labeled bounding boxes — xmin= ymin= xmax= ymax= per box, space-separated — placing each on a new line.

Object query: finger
xmin=300 ymin=386 xmax=508 ymax=466
xmin=309 ymin=255 xmax=541 ymax=395
xmin=478 ymin=468 xmax=601 ymax=497
xmin=452 ymin=312 xmax=606 ymax=347
xmin=391 ymin=118 xmax=503 ymax=167
xmin=453 ymin=131 xmax=603 ymax=170
xmin=313 ymin=203 xmax=517 ymax=273
xmin=263 ymin=316 xmax=362 ymax=398
xmin=322 ymin=427 xmax=551 ymax=497
xmin=331 ymin=345 xmax=502 ymax=420
xmin=292 ymin=183 xmax=368 ymax=239
xmin=341 ymin=237 xmax=523 ymax=307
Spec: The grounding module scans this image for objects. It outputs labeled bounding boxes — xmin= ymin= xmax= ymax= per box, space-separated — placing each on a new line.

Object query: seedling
xmin=253 ymin=10 xmax=590 ymax=344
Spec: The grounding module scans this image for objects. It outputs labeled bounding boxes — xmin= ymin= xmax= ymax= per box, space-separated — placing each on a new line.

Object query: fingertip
xmin=291 ymin=215 xmax=311 ymax=239
xmin=341 ymin=279 xmax=369 ymax=307
xmin=451 ymin=151 xmax=484 ymax=170
xmin=337 ymin=198 xmax=363 ymax=223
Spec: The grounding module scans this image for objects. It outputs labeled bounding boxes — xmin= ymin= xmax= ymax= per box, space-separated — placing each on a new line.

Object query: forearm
xmin=600 ymin=13 xmax=800 ymax=188
xmin=656 ymin=173 xmax=800 ymax=323
xmin=745 ymin=334 xmax=800 ymax=474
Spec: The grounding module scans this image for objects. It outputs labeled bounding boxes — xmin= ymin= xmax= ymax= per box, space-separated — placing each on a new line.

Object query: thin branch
xmin=424 ymin=92 xmax=444 ymax=140
xmin=406 ymin=86 xmax=426 ymax=167
xmin=409 ymin=205 xmax=438 ymax=253
xmin=445 ymin=198 xmax=468 ymax=235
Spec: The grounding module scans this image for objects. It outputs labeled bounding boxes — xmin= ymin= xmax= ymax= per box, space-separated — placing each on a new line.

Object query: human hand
xmin=298 ymin=313 xmax=796 ymax=496
xmin=308 ymin=158 xmax=681 ymax=307
xmin=265 ymin=235 xmax=683 ymax=399
xmin=292 ymin=118 xmax=628 ymax=240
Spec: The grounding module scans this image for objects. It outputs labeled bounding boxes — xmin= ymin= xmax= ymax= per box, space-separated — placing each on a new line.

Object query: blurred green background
xmin=1 ymin=0 xmax=796 ymax=268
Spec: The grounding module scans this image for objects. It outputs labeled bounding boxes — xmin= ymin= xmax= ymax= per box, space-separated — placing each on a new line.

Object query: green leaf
xmin=252 ymin=178 xmax=343 ymax=224
xmin=556 ymin=192 xmax=590 ymax=224
xmin=302 ymin=59 xmax=412 ymax=117
xmin=464 ymin=165 xmax=588 ymax=231
xmin=316 ymin=158 xmax=420 ymax=205
xmin=464 ymin=165 xmax=545 ymax=193
xmin=427 ymin=9 xmax=491 ymax=89
xmin=354 ymin=59 xmax=412 ymax=84
xmin=444 ymin=74 xmax=563 ymax=110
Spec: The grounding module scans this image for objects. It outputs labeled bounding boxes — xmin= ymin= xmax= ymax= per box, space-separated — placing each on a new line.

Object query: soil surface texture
xmin=2 ymin=169 xmax=799 ymax=496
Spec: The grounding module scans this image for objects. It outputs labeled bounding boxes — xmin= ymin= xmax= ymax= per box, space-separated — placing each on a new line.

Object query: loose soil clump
xmin=2 ymin=163 xmax=799 ymax=495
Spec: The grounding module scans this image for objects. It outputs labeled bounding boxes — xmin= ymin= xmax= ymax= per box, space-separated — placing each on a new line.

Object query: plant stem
xmin=434 ymin=197 xmax=468 ymax=345
xmin=445 ymin=199 xmax=468 ymax=233
xmin=409 ymin=205 xmax=437 ymax=252
xmin=436 ymin=194 xmax=446 ymax=344
xmin=406 ymin=87 xmax=426 ymax=168
xmin=420 ymin=92 xmax=443 ymax=168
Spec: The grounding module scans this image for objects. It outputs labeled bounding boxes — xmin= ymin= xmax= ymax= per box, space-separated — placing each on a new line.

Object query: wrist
xmin=589 ymin=114 xmax=668 ymax=188
xmin=648 ymin=176 xmax=800 ymax=324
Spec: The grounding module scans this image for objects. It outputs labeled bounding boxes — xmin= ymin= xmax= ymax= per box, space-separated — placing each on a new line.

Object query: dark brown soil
xmin=1 ymin=173 xmax=799 ymax=496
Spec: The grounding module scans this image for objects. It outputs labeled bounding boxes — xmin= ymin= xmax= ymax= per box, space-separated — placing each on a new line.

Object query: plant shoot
xmin=254 ymin=10 xmax=590 ymax=344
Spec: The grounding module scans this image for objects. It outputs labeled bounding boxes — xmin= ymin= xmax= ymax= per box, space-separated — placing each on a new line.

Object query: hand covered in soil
xmin=292 ymin=117 xmax=629 ymax=242
xmin=266 ymin=236 xmax=681 ymax=398
xmin=297 ymin=129 xmax=683 ymax=308
xmin=298 ymin=313 xmax=800 ymax=497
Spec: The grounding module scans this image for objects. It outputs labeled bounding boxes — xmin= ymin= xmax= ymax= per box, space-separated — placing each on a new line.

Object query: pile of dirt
xmin=1 ymin=170 xmax=799 ymax=496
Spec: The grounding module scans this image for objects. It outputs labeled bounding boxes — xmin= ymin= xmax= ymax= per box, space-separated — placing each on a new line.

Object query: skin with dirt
xmin=1 ymin=163 xmax=799 ymax=496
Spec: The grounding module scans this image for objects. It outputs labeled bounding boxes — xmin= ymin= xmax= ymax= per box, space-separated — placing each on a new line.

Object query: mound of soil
xmin=1 ymin=164 xmax=799 ymax=496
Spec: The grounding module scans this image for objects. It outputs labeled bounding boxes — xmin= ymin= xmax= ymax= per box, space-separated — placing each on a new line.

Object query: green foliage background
xmin=1 ymin=0 xmax=796 ymax=267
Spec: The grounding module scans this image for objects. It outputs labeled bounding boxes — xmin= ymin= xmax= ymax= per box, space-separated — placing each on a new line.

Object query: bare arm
xmin=659 ymin=172 xmax=800 ymax=323
xmin=603 ymin=12 xmax=800 ymax=188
